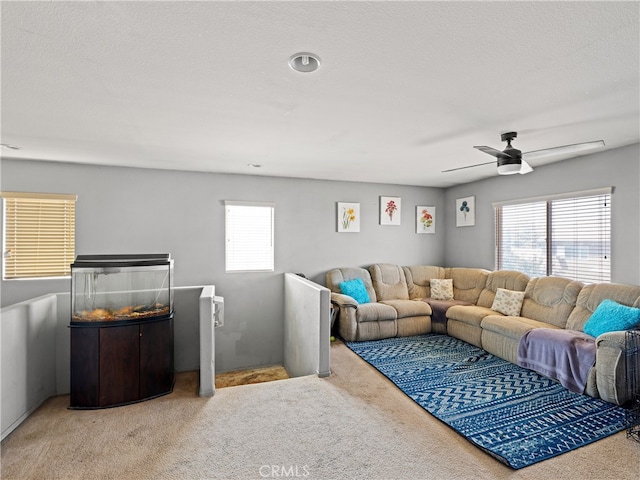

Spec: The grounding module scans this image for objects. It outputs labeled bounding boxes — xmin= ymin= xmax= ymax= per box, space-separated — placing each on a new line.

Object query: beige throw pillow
xmin=491 ymin=288 xmax=525 ymax=316
xmin=430 ymin=278 xmax=454 ymax=300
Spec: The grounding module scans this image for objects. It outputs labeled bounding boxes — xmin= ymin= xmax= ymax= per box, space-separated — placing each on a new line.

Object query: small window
xmin=225 ymin=201 xmax=274 ymax=272
xmin=1 ymin=191 xmax=77 ymax=279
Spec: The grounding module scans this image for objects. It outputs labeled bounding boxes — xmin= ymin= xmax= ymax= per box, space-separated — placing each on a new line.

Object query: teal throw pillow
xmin=339 ymin=278 xmax=370 ymax=304
xmin=583 ymin=299 xmax=640 ymax=337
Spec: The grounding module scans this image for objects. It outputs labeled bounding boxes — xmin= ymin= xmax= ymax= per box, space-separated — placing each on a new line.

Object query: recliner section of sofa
xmin=480 ymin=276 xmax=584 ymax=364
xmin=446 ymin=270 xmax=530 ymax=347
xmin=326 ymin=266 xmax=398 ymax=341
xmin=564 ymin=282 xmax=640 ymax=405
xmin=369 ymin=264 xmax=432 ymax=337
xmin=327 ymin=263 xmax=640 ymax=406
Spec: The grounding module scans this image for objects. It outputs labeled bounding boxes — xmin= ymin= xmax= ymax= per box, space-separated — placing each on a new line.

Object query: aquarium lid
xmin=72 ymin=254 xmax=172 ymax=268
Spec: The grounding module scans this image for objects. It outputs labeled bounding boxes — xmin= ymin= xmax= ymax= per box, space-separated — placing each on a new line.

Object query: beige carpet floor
xmin=1 ymin=340 xmax=639 ymax=480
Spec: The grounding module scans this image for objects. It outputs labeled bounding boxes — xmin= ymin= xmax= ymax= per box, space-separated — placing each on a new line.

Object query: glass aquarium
xmin=71 ymin=254 xmax=173 ymax=324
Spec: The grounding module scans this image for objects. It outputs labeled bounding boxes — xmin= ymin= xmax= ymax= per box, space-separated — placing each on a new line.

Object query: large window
xmin=1 ymin=191 xmax=77 ymax=279
xmin=225 ymin=201 xmax=275 ymax=272
xmin=494 ymin=188 xmax=611 ymax=283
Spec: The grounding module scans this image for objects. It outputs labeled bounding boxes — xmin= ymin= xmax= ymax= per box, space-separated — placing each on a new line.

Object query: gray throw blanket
xmin=517 ymin=328 xmax=596 ymax=394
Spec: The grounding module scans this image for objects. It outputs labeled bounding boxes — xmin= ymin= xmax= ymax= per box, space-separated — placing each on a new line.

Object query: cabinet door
xmin=140 ymin=318 xmax=174 ymax=399
xmin=70 ymin=327 xmax=99 ymax=408
xmin=99 ymin=324 xmax=140 ymax=406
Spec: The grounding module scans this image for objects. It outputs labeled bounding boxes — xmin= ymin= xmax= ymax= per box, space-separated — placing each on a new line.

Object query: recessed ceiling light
xmin=248 ymin=163 xmax=262 ymax=168
xmin=288 ymin=52 xmax=321 ymax=73
xmin=1 ymin=143 xmax=22 ymax=150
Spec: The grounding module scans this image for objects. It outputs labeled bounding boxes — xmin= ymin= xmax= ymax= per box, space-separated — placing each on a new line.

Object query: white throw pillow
xmin=430 ymin=278 xmax=454 ymax=300
xmin=491 ymin=288 xmax=525 ymax=316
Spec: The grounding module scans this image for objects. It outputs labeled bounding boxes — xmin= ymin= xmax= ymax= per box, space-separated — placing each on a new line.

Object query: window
xmin=1 ymin=191 xmax=77 ymax=279
xmin=225 ymin=201 xmax=274 ymax=272
xmin=495 ymin=188 xmax=611 ymax=283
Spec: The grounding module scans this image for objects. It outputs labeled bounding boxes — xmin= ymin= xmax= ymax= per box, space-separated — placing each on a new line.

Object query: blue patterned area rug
xmin=345 ymin=334 xmax=633 ymax=469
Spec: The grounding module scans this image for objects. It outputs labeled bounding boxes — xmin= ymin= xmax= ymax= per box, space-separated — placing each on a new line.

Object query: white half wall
xmin=284 ymin=273 xmax=331 ymax=378
xmin=1 ymin=285 xmax=214 ymax=440
xmin=1 ymin=294 xmax=58 ymax=440
xmin=198 ymin=285 xmax=216 ymax=397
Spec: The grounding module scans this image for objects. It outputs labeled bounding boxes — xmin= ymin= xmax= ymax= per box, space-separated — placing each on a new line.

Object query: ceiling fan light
xmin=497 ymin=163 xmax=522 ymax=175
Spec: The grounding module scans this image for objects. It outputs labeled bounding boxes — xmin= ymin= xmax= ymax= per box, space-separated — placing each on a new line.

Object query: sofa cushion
xmin=491 ymin=288 xmax=525 ymax=316
xmin=477 ymin=270 xmax=530 ymax=308
xmin=380 ymin=299 xmax=432 ymax=319
xmin=521 ymin=276 xmax=583 ymax=328
xmin=339 ymin=278 xmax=370 ymax=304
xmin=481 ymin=314 xmax=560 ymax=340
xmin=403 ymin=265 xmax=446 ymax=299
xmin=430 ymin=278 xmax=453 ymax=300
xmin=355 ymin=302 xmax=398 ymax=323
xmin=444 ymin=267 xmax=490 ymax=304
xmin=583 ymin=299 xmax=640 ymax=337
xmin=370 ymin=264 xmax=410 ymax=301
xmin=446 ymin=304 xmax=500 ymax=327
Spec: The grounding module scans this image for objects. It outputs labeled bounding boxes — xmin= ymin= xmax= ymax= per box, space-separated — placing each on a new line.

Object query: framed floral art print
xmin=380 ymin=196 xmax=401 ymax=225
xmin=337 ymin=202 xmax=360 ymax=232
xmin=416 ymin=206 xmax=435 ymax=234
xmin=456 ymin=195 xmax=475 ymax=227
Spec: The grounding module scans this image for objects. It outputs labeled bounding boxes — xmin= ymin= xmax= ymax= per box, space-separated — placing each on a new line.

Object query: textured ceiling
xmin=1 ymin=1 xmax=639 ymax=187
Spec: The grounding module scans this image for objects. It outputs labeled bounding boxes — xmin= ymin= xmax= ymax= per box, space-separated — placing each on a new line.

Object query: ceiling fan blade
xmin=523 ymin=140 xmax=605 ymax=161
xmin=442 ymin=160 xmax=495 ymax=173
xmin=474 ymin=146 xmax=515 ymax=159
xmin=519 ymin=159 xmax=533 ymax=174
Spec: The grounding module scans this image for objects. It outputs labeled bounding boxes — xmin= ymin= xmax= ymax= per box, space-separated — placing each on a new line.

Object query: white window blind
xmin=496 ymin=201 xmax=547 ymax=277
xmin=225 ymin=201 xmax=274 ymax=272
xmin=2 ymin=192 xmax=77 ymax=279
xmin=550 ymin=195 xmax=610 ymax=283
xmin=495 ymin=188 xmax=611 ymax=283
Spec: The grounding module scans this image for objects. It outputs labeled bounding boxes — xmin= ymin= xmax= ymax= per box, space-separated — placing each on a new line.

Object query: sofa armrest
xmin=330 ymin=292 xmax=358 ymax=341
xmin=596 ymin=331 xmax=626 ymax=350
xmin=330 ymin=292 xmax=358 ymax=308
xmin=594 ymin=330 xmax=630 ymax=406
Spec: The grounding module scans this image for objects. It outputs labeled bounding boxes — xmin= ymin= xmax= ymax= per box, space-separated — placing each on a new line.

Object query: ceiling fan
xmin=442 ymin=132 xmax=605 ymax=175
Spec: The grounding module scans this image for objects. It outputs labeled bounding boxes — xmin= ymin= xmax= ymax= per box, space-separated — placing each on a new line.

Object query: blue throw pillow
xmin=583 ymin=299 xmax=640 ymax=337
xmin=339 ymin=278 xmax=370 ymax=304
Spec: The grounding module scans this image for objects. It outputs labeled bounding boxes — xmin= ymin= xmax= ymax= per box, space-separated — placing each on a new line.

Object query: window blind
xmin=496 ymin=201 xmax=547 ymax=277
xmin=2 ymin=192 xmax=77 ymax=279
xmin=495 ymin=190 xmax=611 ymax=283
xmin=550 ymin=194 xmax=610 ymax=283
xmin=225 ymin=201 xmax=274 ymax=272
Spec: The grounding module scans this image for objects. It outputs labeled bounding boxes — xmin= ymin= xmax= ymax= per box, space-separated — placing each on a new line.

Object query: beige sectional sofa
xmin=326 ymin=263 xmax=640 ymax=406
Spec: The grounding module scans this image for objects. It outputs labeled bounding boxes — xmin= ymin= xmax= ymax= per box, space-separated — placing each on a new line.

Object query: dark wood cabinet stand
xmin=69 ymin=315 xmax=174 ymax=409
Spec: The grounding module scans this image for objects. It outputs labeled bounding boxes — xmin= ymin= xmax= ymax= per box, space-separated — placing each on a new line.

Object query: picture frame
xmin=416 ymin=206 xmax=435 ymax=234
xmin=456 ymin=196 xmax=475 ymax=227
xmin=380 ymin=196 xmax=401 ymax=225
xmin=337 ymin=202 xmax=360 ymax=232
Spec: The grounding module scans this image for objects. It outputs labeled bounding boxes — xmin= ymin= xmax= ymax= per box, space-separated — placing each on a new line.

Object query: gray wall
xmin=2 ymin=144 xmax=638 ymax=371
xmin=0 ymin=159 xmax=444 ymax=371
xmin=443 ymin=143 xmax=640 ymax=285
